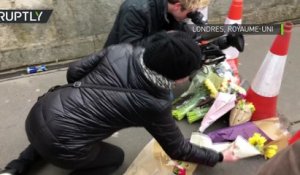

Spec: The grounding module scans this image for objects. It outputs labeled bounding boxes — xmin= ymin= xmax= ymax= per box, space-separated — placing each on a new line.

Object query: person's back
xmin=27 ymin=44 xmax=173 ymax=161
xmin=104 ymin=0 xmax=171 ymax=47
xmin=104 ymin=0 xmax=211 ymax=47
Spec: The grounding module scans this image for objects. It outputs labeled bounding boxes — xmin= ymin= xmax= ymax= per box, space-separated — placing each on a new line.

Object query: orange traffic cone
xmin=246 ymin=22 xmax=293 ymax=121
xmin=225 ymin=0 xmax=243 ymax=24
xmin=200 ymin=6 xmax=208 ymax=22
xmin=223 ymin=0 xmax=243 ymax=84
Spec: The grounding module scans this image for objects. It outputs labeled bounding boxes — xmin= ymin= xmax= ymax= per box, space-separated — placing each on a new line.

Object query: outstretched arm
xmin=145 ymin=111 xmax=223 ymax=166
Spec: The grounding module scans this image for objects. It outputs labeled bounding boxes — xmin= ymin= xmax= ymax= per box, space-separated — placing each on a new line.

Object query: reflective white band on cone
xmin=225 ymin=18 xmax=242 ymax=25
xmin=251 ymin=52 xmax=287 ymax=97
xmin=200 ymin=7 xmax=208 ymax=21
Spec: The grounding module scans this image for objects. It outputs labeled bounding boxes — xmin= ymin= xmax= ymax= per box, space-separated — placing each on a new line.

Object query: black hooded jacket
xmin=25 ymin=44 xmax=222 ymax=166
xmin=104 ymin=0 xmax=182 ymax=47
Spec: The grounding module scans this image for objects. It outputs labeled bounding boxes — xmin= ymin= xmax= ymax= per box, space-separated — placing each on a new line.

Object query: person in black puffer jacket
xmin=104 ymin=0 xmax=210 ymax=47
xmin=0 ymin=31 xmax=236 ymax=175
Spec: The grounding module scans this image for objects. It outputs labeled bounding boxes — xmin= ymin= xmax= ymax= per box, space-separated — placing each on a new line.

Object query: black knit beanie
xmin=143 ymin=31 xmax=203 ymax=80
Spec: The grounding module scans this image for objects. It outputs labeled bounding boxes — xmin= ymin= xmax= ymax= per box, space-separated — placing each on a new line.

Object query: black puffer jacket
xmin=104 ymin=0 xmax=182 ymax=47
xmin=26 ymin=44 xmax=221 ymax=166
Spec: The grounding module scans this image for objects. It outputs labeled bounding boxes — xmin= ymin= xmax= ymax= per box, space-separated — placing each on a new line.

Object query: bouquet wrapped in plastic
xmin=186 ymin=105 xmax=210 ymax=124
xmin=247 ymin=133 xmax=279 ymax=159
xmin=199 ymin=92 xmax=236 ymax=132
xmin=189 ymin=133 xmax=279 ymax=160
xmin=172 ymin=63 xmax=246 ymax=125
xmin=207 ymin=117 xmax=291 ymax=158
xmin=231 ymin=135 xmax=262 ymax=159
xmin=180 ymin=66 xmax=214 ymax=97
xmin=190 ymin=132 xmax=231 ymax=152
xmin=189 ymin=133 xmax=264 ymax=159
xmin=172 ymin=88 xmax=210 ymax=121
xmin=171 ymin=66 xmax=215 ymax=122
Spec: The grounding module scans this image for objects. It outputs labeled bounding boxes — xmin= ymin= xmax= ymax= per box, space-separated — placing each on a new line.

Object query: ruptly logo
xmin=0 ymin=10 xmax=53 ymax=23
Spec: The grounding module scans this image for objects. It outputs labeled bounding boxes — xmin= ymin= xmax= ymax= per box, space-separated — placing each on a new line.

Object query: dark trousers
xmin=6 ymin=145 xmax=40 ymax=174
xmin=5 ymin=142 xmax=124 ymax=175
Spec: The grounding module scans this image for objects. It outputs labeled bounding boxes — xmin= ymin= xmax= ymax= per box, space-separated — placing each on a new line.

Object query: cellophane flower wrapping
xmin=199 ymin=92 xmax=236 ymax=132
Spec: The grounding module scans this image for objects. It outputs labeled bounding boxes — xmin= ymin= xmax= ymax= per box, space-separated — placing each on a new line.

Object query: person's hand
xmin=222 ymin=143 xmax=239 ymax=162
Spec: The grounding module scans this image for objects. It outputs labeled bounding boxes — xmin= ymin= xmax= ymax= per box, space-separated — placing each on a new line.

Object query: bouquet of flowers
xmin=203 ymin=71 xmax=223 ymax=98
xmin=172 ymin=63 xmax=246 ymax=125
xmin=172 ymin=88 xmax=210 ymax=121
xmin=222 ymin=133 xmax=278 ymax=159
xmin=186 ymin=105 xmax=210 ymax=124
xmin=248 ymin=133 xmax=278 ymax=159
xmin=229 ymin=99 xmax=255 ymax=126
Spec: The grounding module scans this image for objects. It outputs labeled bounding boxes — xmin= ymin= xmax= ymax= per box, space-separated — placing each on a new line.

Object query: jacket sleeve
xmin=66 ymin=49 xmax=107 ymax=83
xmin=145 ymin=110 xmax=222 ymax=166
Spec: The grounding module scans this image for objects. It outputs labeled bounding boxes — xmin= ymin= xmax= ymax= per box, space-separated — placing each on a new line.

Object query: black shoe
xmin=0 ymin=168 xmax=18 ymax=175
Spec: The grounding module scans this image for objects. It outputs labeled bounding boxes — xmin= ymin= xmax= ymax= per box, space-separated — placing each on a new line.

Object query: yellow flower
xmin=204 ymin=79 xmax=218 ymax=98
xmin=248 ymin=103 xmax=256 ymax=113
xmin=230 ymin=82 xmax=247 ymax=95
xmin=219 ymin=79 xmax=229 ymax=93
xmin=236 ymin=99 xmax=255 ymax=112
xmin=264 ymin=145 xmax=278 ymax=159
xmin=248 ymin=133 xmax=267 ymax=151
